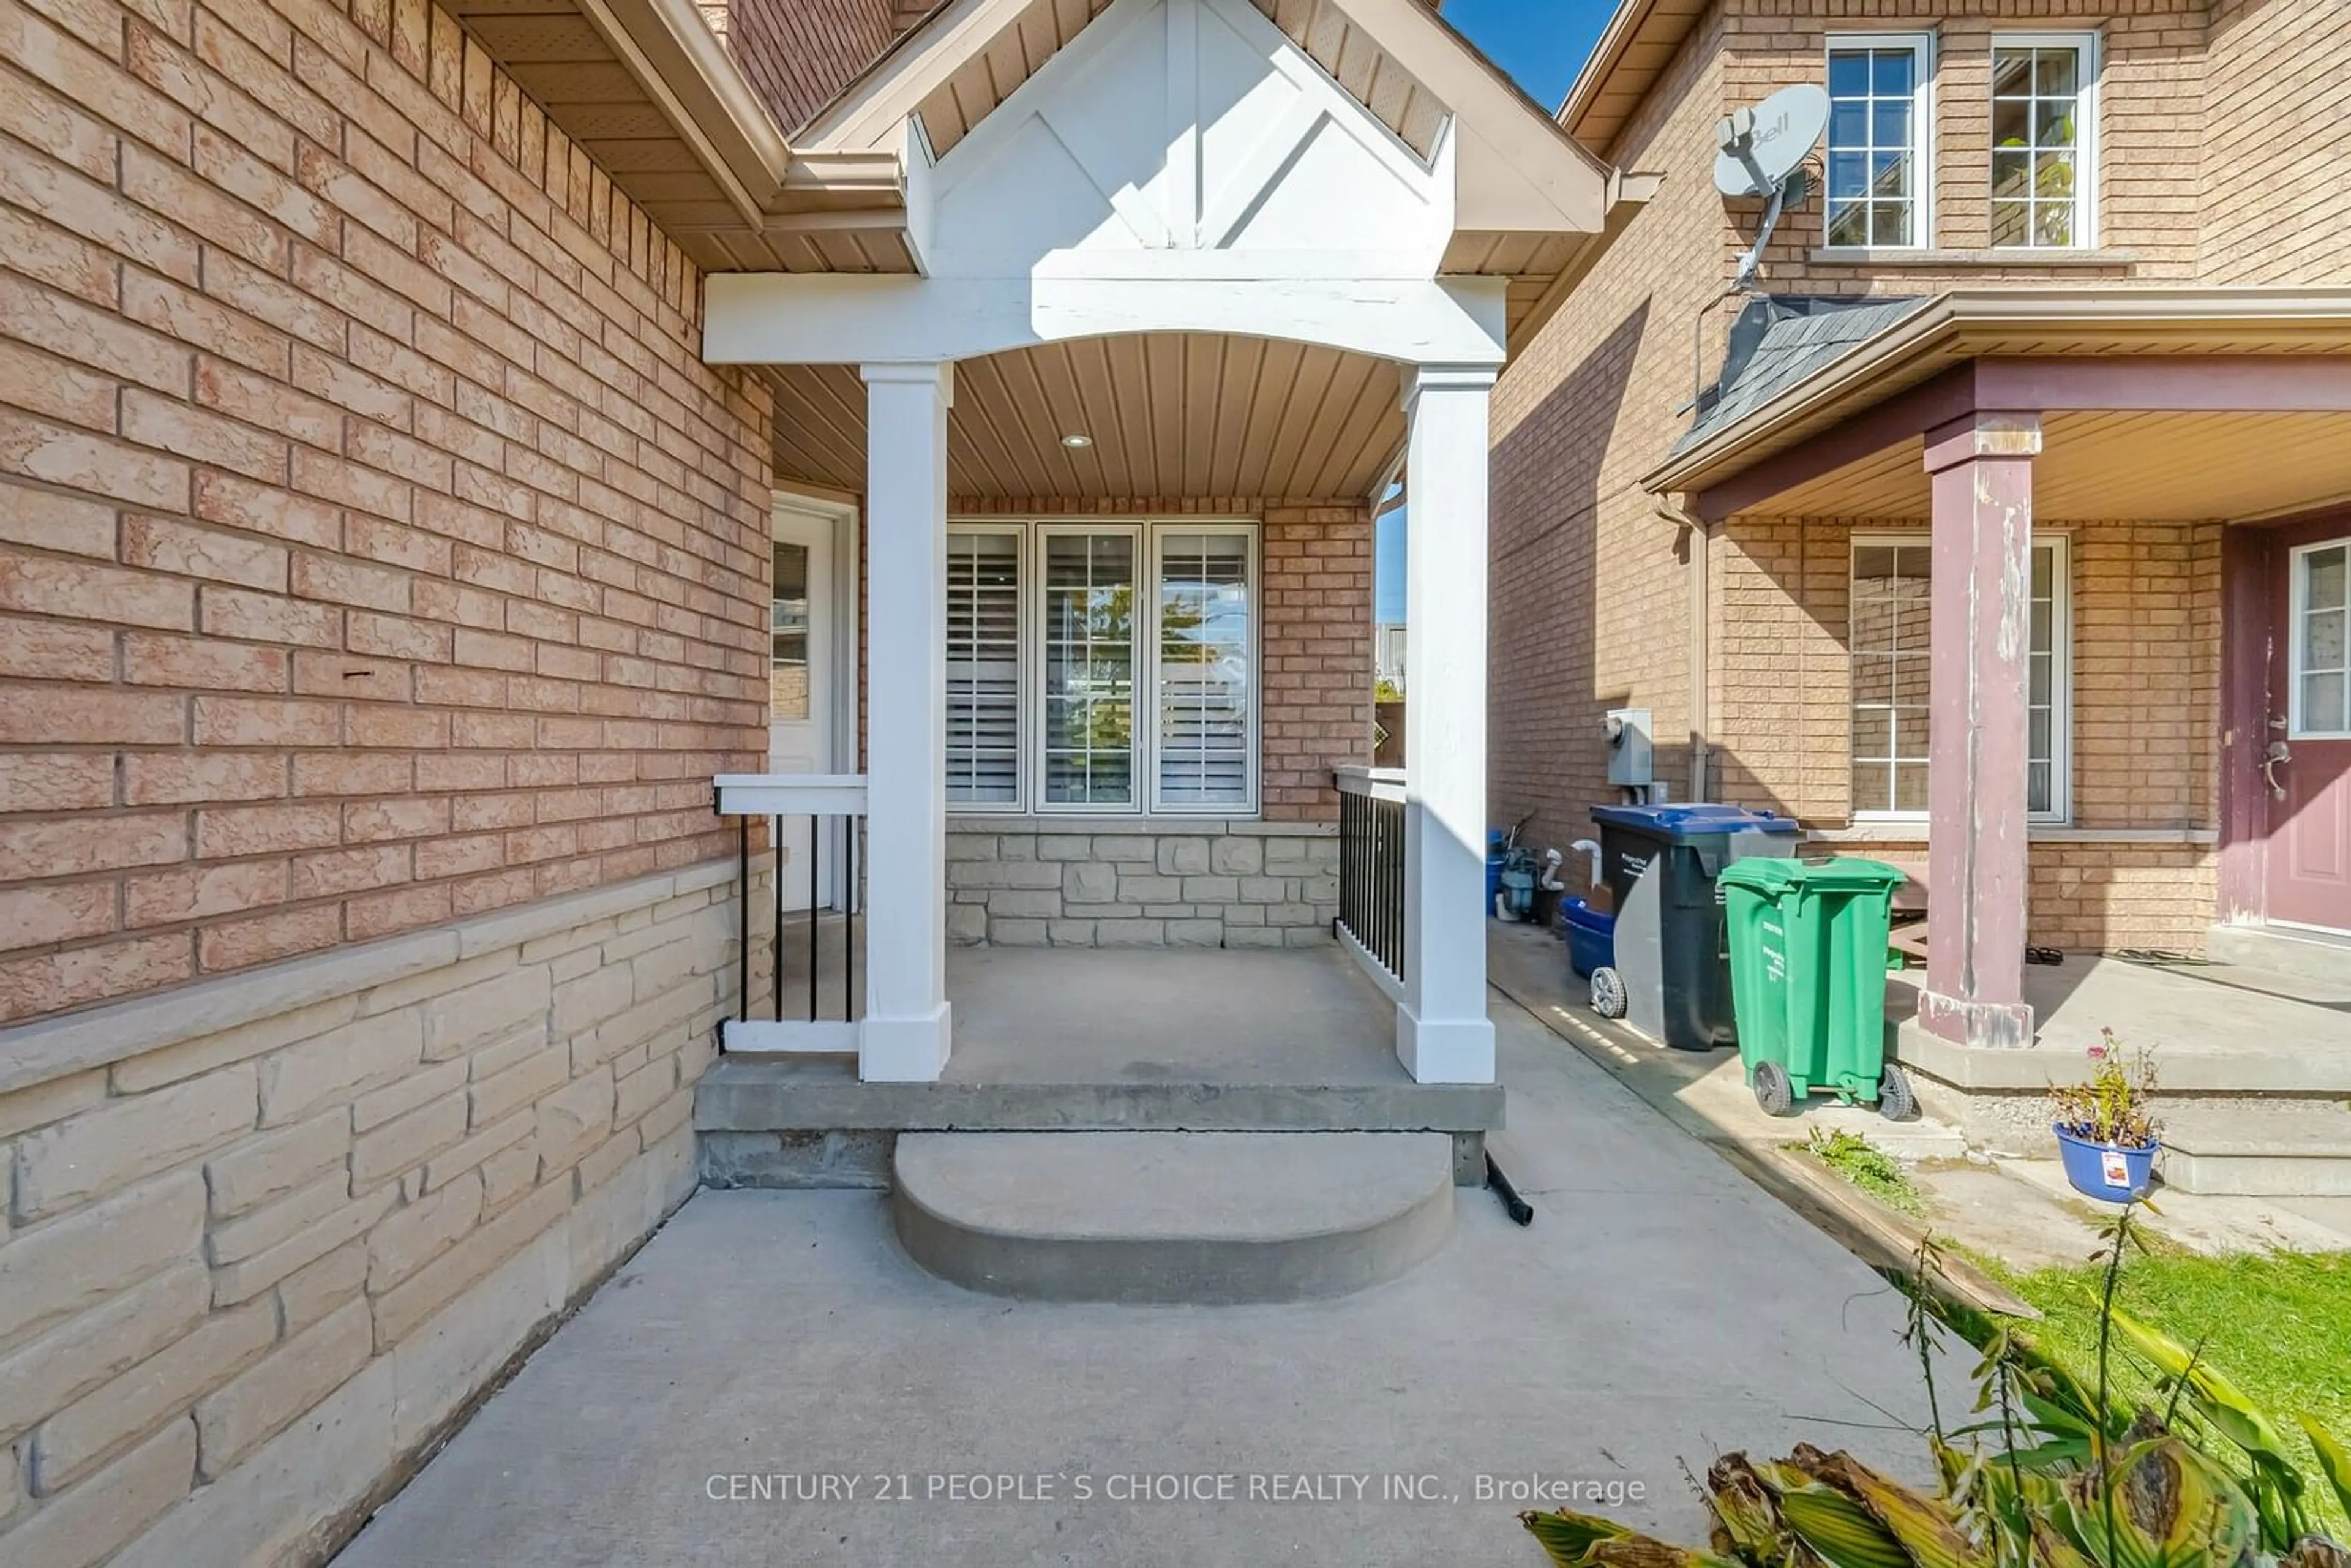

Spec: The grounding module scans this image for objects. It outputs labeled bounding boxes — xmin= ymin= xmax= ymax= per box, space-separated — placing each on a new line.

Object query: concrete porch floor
xmin=763 ymin=922 xmax=1409 ymax=1086
xmin=334 ymin=994 xmax=1948 ymax=1567
xmin=1887 ymin=951 xmax=2351 ymax=1067
xmin=943 ymin=945 xmax=1407 ymax=1085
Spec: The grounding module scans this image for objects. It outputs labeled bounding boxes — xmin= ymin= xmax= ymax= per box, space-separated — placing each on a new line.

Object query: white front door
xmin=770 ymin=500 xmax=834 ymax=911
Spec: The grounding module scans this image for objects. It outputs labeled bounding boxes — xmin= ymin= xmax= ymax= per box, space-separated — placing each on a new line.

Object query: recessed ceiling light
xmin=1061 ymin=433 xmax=1093 ymax=449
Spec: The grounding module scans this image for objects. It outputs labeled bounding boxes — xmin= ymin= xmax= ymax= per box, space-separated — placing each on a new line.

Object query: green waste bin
xmin=1717 ymin=856 xmax=1914 ymax=1119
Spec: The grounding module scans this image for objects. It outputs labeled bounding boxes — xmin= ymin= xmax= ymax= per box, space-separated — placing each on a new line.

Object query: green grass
xmin=1985 ymin=1247 xmax=2351 ymax=1534
xmin=1795 ymin=1128 xmax=1924 ymax=1215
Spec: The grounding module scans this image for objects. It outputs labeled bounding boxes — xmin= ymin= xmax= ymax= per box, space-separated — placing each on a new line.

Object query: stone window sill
xmin=1804 ymin=824 xmax=2217 ymax=845
xmin=948 ymin=814 xmax=1334 ymax=837
xmin=1805 ymin=247 xmax=2138 ymax=268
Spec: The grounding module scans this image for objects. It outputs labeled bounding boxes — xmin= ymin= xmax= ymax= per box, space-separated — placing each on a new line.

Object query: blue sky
xmin=1375 ymin=2 xmax=1616 ymax=623
xmin=1443 ymin=0 xmax=1616 ymax=111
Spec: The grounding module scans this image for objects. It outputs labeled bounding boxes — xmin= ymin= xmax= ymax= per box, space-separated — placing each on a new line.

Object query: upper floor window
xmin=1990 ymin=34 xmax=2098 ymax=248
xmin=1824 ymin=34 xmax=1934 ymax=249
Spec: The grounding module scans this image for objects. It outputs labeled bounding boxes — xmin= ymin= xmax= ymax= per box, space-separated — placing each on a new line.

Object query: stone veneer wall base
xmin=946 ymin=820 xmax=1340 ymax=948
xmin=0 ymin=862 xmax=736 ymax=1568
xmin=126 ymin=1149 xmax=695 ymax=1568
xmin=313 ymin=1193 xmax=687 ymax=1566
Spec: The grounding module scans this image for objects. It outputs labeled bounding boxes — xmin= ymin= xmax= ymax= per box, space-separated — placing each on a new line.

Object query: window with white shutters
xmin=946 ymin=529 xmax=1022 ymax=806
xmin=942 ymin=519 xmax=1259 ymax=816
xmin=1154 ymin=530 xmax=1252 ymax=811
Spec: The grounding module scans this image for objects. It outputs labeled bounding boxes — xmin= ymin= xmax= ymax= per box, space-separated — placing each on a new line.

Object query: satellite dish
xmin=1713 ymin=83 xmax=1829 ymax=198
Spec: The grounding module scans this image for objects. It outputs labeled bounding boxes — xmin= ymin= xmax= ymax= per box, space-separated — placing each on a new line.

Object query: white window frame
xmin=1146 ymin=521 xmax=1261 ymax=817
xmin=1821 ymin=32 xmax=1937 ymax=252
xmin=1987 ymin=31 xmax=2100 ymax=250
xmin=948 ymin=517 xmax=1262 ymax=818
xmin=945 ymin=521 xmax=1027 ymax=810
xmin=2287 ymin=536 xmax=2351 ymax=741
xmin=1032 ymin=520 xmax=1146 ymax=815
xmin=1848 ymin=531 xmax=2072 ymax=826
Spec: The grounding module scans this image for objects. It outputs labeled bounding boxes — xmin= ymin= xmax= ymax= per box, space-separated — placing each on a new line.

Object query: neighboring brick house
xmin=1490 ymin=0 xmax=2351 ymax=1093
xmin=0 ymin=0 xmax=1616 ymax=1555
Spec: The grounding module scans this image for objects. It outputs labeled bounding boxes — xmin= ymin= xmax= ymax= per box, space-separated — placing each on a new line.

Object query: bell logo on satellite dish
xmin=1712 ymin=83 xmax=1829 ymax=287
xmin=1714 ymin=83 xmax=1828 ymax=197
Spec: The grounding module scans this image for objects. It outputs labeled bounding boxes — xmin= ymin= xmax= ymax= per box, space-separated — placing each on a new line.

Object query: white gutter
xmin=584 ymin=0 xmax=795 ymax=226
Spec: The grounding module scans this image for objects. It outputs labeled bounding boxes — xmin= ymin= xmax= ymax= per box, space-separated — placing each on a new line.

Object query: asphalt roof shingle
xmin=1669 ymin=294 xmax=1932 ymax=457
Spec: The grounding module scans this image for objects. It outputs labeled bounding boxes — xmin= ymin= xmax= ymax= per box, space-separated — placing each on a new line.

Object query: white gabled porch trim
xmin=1395 ymin=364 xmax=1498 ymax=1084
xmin=860 ymin=362 xmax=956 ymax=1082
xmin=712 ymin=0 xmax=1531 ymax=1088
xmin=705 ymin=274 xmax=1510 ymax=367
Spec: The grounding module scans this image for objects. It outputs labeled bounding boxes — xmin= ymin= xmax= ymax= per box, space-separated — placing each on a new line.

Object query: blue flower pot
xmin=2054 ymin=1125 xmax=2158 ymax=1201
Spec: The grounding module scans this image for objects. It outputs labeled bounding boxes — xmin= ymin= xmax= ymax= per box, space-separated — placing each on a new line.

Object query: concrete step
xmin=2205 ymin=925 xmax=2351 ymax=989
xmin=694 ymin=1055 xmax=1505 ymax=1134
xmin=694 ymin=1055 xmax=1501 ymax=1189
xmin=889 ymin=1131 xmax=1456 ymax=1304
xmin=2160 ymin=1101 xmax=2351 ymax=1197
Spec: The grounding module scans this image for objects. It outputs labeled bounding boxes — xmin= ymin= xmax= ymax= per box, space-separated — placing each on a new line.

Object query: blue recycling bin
xmin=1559 ymin=898 xmax=1616 ymax=978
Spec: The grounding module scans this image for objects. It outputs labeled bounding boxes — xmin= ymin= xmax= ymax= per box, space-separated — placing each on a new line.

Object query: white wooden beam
xmin=712 ymin=774 xmax=869 ymax=817
xmin=704 ymin=274 xmax=1508 ymax=367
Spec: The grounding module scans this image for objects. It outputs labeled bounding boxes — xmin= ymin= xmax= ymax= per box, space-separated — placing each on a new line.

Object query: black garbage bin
xmin=1587 ymin=803 xmax=1798 ymax=1049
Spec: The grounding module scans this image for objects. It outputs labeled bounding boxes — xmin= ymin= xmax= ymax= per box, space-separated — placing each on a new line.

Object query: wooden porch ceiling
xmin=1739 ymin=408 xmax=2351 ymax=523
xmin=764 ymin=334 xmax=1404 ymax=500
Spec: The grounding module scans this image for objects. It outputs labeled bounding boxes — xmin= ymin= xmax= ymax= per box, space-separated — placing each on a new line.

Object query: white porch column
xmin=1397 ymin=365 xmax=1498 ymax=1084
xmin=860 ymin=362 xmax=954 ymax=1081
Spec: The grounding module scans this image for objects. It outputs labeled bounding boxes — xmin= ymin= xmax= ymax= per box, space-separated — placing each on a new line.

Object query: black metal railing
xmin=1335 ymin=768 xmax=1406 ymax=983
xmin=712 ymin=776 xmax=868 ymax=1050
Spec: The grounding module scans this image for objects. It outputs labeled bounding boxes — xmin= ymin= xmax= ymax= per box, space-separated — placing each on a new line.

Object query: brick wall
xmin=1706 ymin=515 xmax=2222 ymax=949
xmin=697 ymin=0 xmax=898 ymax=136
xmin=2072 ymin=520 xmax=2223 ymax=830
xmin=1262 ymin=503 xmax=1374 ymax=822
xmin=947 ymin=497 xmax=1375 ymax=825
xmin=0 ymin=863 xmax=729 ymax=1567
xmin=1491 ymin=0 xmax=2309 ymax=955
xmin=0 ymin=0 xmax=774 ymax=1026
xmin=1489 ymin=9 xmax=1725 ymax=854
xmin=2029 ymin=841 xmax=2218 ymax=951
xmin=2199 ymin=0 xmax=2351 ymax=283
xmin=1731 ymin=0 xmax=2207 ymax=290
xmin=1549 ymin=0 xmax=2351 ymax=313
xmin=1706 ymin=516 xmax=1850 ymax=816
xmin=1706 ymin=517 xmax=2219 ymax=833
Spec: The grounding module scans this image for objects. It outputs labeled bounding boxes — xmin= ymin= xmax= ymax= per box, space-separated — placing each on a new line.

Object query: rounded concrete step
xmin=891 ymin=1131 xmax=1455 ymax=1304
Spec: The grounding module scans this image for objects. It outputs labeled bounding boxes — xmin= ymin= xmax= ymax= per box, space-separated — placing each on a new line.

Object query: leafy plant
xmin=1801 ymin=1128 xmax=1924 ymax=1215
xmin=1520 ymin=1205 xmax=2350 ymax=1568
xmin=2049 ymin=1030 xmax=2160 ymax=1151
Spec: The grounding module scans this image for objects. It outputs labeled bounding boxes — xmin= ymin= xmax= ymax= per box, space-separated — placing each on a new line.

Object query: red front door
xmin=2265 ymin=521 xmax=2351 ymax=933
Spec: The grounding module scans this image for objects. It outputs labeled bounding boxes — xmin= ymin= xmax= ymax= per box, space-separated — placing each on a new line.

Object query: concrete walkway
xmin=334 ymin=996 xmax=1945 ymax=1567
xmin=1487 ymin=924 xmax=2351 ymax=1275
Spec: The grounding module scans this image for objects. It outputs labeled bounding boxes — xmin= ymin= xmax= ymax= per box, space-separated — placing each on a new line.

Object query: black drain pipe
xmin=1486 ymin=1153 xmax=1533 ymax=1226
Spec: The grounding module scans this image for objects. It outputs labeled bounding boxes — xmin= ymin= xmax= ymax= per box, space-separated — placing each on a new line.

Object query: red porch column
xmin=1915 ymin=411 xmax=2042 ymax=1050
